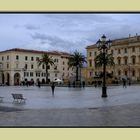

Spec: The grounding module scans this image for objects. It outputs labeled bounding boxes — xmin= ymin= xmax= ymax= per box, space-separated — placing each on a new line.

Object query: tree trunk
xmin=76 ymin=66 xmax=79 ymax=81
xmin=46 ymin=66 xmax=48 ymax=84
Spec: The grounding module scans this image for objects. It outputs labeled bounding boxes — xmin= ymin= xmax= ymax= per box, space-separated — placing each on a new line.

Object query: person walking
xmin=122 ymin=78 xmax=127 ymax=88
xmin=51 ymin=82 xmax=55 ymax=96
xmin=38 ymin=80 xmax=41 ymax=88
xmin=82 ymin=81 xmax=85 ymax=88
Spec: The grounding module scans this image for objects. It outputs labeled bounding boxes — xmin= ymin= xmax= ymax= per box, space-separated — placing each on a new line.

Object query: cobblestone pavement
xmin=0 ymin=85 xmax=140 ymax=126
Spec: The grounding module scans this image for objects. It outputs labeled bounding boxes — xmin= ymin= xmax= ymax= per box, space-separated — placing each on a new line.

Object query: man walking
xmin=51 ymin=82 xmax=55 ymax=96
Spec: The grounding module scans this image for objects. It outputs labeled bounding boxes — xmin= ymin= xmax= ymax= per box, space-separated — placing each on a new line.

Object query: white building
xmin=0 ymin=48 xmax=74 ymax=85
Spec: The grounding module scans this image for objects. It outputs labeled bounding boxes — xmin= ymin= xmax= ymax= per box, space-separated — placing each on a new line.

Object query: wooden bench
xmin=12 ymin=93 xmax=26 ymax=103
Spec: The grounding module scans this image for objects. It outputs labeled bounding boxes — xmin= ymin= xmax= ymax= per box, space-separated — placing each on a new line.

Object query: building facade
xmin=86 ymin=35 xmax=140 ymax=83
xmin=0 ymin=48 xmax=74 ymax=85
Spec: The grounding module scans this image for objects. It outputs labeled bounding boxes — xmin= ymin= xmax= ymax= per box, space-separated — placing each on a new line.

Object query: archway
xmin=6 ymin=73 xmax=10 ymax=85
xmin=14 ymin=73 xmax=20 ymax=85
xmin=2 ymin=73 xmax=5 ymax=85
xmin=42 ymin=79 xmax=45 ymax=84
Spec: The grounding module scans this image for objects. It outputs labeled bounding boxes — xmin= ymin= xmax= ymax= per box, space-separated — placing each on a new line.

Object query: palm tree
xmin=38 ymin=54 xmax=54 ymax=84
xmin=94 ymin=52 xmax=115 ymax=78
xmin=68 ymin=51 xmax=86 ymax=81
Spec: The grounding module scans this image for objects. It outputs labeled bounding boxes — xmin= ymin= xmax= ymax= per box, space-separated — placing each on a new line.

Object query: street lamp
xmin=127 ymin=63 xmax=131 ymax=85
xmin=96 ymin=35 xmax=112 ymax=97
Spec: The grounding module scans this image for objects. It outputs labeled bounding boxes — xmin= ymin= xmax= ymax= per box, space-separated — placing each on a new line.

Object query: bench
xmin=12 ymin=93 xmax=26 ymax=103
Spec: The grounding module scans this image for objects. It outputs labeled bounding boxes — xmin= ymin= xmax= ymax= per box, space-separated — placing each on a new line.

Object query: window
xmin=132 ymin=47 xmax=135 ymax=52
xmin=25 ymin=56 xmax=28 ymax=61
xmin=118 ymin=49 xmax=121 ymax=54
xmin=2 ymin=56 xmax=4 ymax=61
xmin=118 ymin=70 xmax=121 ymax=76
xmin=26 ymin=72 xmax=29 ymax=77
xmin=42 ymin=64 xmax=45 ymax=69
xmin=132 ymin=56 xmax=136 ymax=64
xmin=30 ymin=72 xmax=34 ymax=77
xmin=89 ymin=52 xmax=92 ymax=57
xmin=111 ymin=50 xmax=113 ymax=54
xmin=89 ymin=60 xmax=92 ymax=67
xmin=31 ymin=57 xmax=34 ymax=61
xmin=63 ymin=67 xmax=65 ymax=70
xmin=125 ymin=71 xmax=127 ymax=76
xmin=7 ymin=63 xmax=9 ymax=69
xmin=41 ymin=73 xmax=44 ymax=77
xmin=124 ymin=58 xmax=128 ymax=65
xmin=31 ymin=64 xmax=34 ymax=69
xmin=55 ymin=73 xmax=57 ymax=77
xmin=94 ymin=52 xmax=97 ymax=56
xmin=132 ymin=70 xmax=135 ymax=77
xmin=63 ymin=61 xmax=65 ymax=65
xmin=54 ymin=59 xmax=59 ymax=62
xmin=36 ymin=57 xmax=39 ymax=61
xmin=16 ymin=55 xmax=19 ymax=60
xmin=124 ymin=48 xmax=127 ymax=53
xmin=118 ymin=59 xmax=121 ymax=65
xmin=7 ymin=56 xmax=9 ymax=60
xmin=36 ymin=72 xmax=40 ymax=77
xmin=25 ymin=64 xmax=28 ymax=69
xmin=54 ymin=66 xmax=57 ymax=70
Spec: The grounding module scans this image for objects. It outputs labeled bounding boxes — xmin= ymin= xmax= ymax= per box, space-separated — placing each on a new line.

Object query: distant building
xmin=0 ymin=48 xmax=74 ymax=85
xmin=86 ymin=34 xmax=140 ymax=83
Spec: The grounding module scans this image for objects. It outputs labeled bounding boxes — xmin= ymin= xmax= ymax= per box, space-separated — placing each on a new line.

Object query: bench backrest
xmin=12 ymin=94 xmax=23 ymax=99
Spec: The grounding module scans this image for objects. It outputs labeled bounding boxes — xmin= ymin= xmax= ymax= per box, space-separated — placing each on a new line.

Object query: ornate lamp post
xmin=96 ymin=35 xmax=112 ymax=97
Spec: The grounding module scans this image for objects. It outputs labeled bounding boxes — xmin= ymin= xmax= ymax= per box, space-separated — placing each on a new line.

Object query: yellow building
xmin=86 ymin=35 xmax=140 ymax=84
xmin=0 ymin=48 xmax=74 ymax=85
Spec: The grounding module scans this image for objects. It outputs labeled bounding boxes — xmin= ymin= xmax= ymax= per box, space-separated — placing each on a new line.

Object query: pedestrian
xmin=51 ymin=82 xmax=55 ymax=96
xmin=122 ymin=78 xmax=127 ymax=88
xmin=94 ymin=81 xmax=97 ymax=88
xmin=73 ymin=81 xmax=75 ymax=88
xmin=38 ymin=80 xmax=41 ymax=88
xmin=128 ymin=79 xmax=131 ymax=86
xmin=82 ymin=81 xmax=85 ymax=88
xmin=68 ymin=81 xmax=70 ymax=87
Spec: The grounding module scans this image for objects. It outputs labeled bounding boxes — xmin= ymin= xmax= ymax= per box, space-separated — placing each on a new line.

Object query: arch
xmin=14 ymin=73 xmax=21 ymax=85
xmin=2 ymin=73 xmax=5 ymax=85
xmin=117 ymin=57 xmax=121 ymax=65
xmin=30 ymin=78 xmax=34 ymax=85
xmin=123 ymin=56 xmax=128 ymax=64
xmin=36 ymin=78 xmax=39 ymax=84
xmin=131 ymin=55 xmax=136 ymax=64
xmin=42 ymin=79 xmax=45 ymax=84
xmin=6 ymin=73 xmax=10 ymax=85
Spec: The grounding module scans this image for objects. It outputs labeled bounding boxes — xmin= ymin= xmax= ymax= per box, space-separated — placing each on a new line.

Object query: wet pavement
xmin=0 ymin=85 xmax=140 ymax=109
xmin=0 ymin=85 xmax=140 ymax=126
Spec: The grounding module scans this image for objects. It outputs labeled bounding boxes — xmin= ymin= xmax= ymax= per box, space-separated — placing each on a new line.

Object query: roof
xmin=86 ymin=35 xmax=140 ymax=49
xmin=0 ymin=48 xmax=72 ymax=57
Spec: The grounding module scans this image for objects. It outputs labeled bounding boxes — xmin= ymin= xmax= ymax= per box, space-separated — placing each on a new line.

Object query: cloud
xmin=29 ymin=32 xmax=88 ymax=54
xmin=25 ymin=24 xmax=39 ymax=30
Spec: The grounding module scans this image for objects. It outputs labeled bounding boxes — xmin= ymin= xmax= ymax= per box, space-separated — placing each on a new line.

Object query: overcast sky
xmin=0 ymin=13 xmax=140 ymax=55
